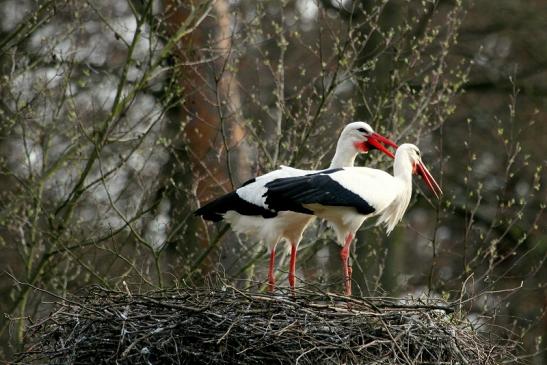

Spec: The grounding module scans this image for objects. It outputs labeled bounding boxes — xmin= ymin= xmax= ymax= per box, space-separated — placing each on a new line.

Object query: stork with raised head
xmin=194 ymin=122 xmax=397 ymax=291
xmin=263 ymin=143 xmax=443 ymax=296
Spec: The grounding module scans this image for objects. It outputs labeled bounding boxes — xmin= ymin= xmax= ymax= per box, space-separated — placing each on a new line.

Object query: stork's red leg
xmin=340 ymin=233 xmax=354 ymax=296
xmin=289 ymin=243 xmax=297 ymax=293
xmin=268 ymin=248 xmax=276 ymax=292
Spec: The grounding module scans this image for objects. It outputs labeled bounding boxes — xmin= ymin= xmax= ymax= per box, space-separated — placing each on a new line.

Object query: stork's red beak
xmin=415 ymin=162 xmax=443 ymax=199
xmin=366 ymin=133 xmax=398 ymax=159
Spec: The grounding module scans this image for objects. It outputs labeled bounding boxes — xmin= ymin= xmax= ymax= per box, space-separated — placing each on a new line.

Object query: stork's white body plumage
xmin=224 ymin=166 xmax=317 ymax=244
xmin=307 ymin=166 xmax=407 ymax=242
xmin=195 ymin=122 xmax=397 ymax=291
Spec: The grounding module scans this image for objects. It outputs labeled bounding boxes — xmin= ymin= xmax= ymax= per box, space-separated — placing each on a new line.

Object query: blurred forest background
xmin=0 ymin=0 xmax=545 ymax=362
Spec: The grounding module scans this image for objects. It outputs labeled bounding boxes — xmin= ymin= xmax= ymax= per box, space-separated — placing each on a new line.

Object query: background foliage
xmin=0 ymin=0 xmax=545 ymax=362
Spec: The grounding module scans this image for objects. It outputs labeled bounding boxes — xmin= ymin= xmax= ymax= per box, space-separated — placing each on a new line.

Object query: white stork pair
xmin=195 ymin=122 xmax=442 ymax=296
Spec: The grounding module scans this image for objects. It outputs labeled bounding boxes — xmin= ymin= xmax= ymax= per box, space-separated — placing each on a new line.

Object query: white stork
xmin=194 ymin=122 xmax=397 ymax=291
xmin=263 ymin=143 xmax=443 ymax=296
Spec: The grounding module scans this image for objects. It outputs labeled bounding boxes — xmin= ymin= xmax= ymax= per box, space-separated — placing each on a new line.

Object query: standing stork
xmin=194 ymin=122 xmax=397 ymax=291
xmin=263 ymin=144 xmax=443 ymax=296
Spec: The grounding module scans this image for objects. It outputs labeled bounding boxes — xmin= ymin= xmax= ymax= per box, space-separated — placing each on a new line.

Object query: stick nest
xmin=18 ymin=284 xmax=512 ymax=364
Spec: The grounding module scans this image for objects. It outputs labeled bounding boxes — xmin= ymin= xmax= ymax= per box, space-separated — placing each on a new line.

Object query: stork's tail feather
xmin=194 ymin=191 xmax=278 ymax=221
xmin=194 ymin=192 xmax=240 ymax=222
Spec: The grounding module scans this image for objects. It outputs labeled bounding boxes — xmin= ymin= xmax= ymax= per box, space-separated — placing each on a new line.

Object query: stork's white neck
xmin=377 ymin=147 xmax=415 ymax=235
xmin=393 ymin=149 xmax=413 ymax=185
xmin=329 ymin=137 xmax=359 ymax=168
xmin=392 ymin=148 xmax=415 ymax=201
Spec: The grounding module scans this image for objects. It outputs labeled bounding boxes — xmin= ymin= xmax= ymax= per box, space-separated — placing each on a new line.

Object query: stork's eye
xmin=357 ymin=128 xmax=369 ymax=133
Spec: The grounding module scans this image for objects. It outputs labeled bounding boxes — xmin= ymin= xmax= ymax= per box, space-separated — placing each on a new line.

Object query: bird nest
xmin=18 ymin=283 xmax=512 ymax=364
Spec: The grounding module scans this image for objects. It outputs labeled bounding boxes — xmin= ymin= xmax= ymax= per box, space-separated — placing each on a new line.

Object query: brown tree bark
xmin=162 ymin=0 xmax=254 ymax=273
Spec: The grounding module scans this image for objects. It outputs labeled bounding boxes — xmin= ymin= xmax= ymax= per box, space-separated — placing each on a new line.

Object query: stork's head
xmin=398 ymin=143 xmax=443 ymax=199
xmin=340 ymin=121 xmax=397 ymax=158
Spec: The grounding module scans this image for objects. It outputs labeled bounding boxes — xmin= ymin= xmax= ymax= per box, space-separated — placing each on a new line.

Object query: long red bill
xmin=416 ymin=161 xmax=443 ymax=199
xmin=367 ymin=133 xmax=398 ymax=159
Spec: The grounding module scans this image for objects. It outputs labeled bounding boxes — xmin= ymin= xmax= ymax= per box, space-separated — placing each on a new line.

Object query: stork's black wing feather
xmin=194 ymin=191 xmax=277 ymax=221
xmin=264 ymin=172 xmax=375 ymax=215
